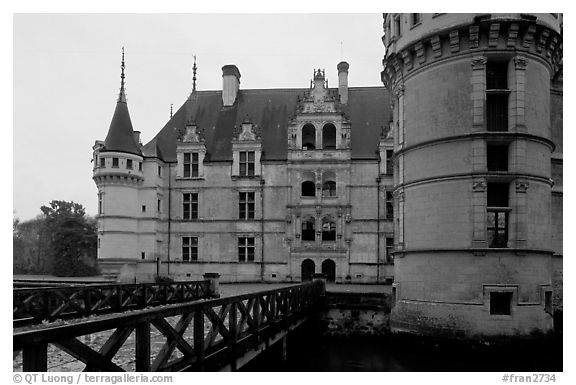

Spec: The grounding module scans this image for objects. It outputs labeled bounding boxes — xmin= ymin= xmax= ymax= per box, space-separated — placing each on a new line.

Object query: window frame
xmin=239 ymin=191 xmax=256 ymax=220
xmin=301 ymin=217 xmax=316 ymax=241
xmin=321 ymin=218 xmax=336 ymax=241
xmin=100 ymin=157 xmax=106 ymax=168
xmin=490 ymin=291 xmax=513 ymax=315
xmin=183 ymin=192 xmax=199 ymax=221
xmin=182 ymin=236 xmax=198 ymax=262
xmin=112 ymin=157 xmax=119 ymax=168
xmin=238 ymin=237 xmax=255 ymax=262
xmin=239 ymin=151 xmax=255 ymax=177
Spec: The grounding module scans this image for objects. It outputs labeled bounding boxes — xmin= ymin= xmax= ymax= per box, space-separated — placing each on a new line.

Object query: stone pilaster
xmin=514 ymin=179 xmax=529 ymax=250
xmin=511 ymin=55 xmax=528 ymax=131
xmin=471 ymin=56 xmax=486 ymax=130
xmin=472 ymin=178 xmax=487 ymax=249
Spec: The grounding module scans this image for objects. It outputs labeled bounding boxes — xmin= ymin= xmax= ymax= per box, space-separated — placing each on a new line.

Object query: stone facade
xmin=93 ymin=62 xmax=394 ymax=284
xmin=382 ymin=13 xmax=562 ymax=338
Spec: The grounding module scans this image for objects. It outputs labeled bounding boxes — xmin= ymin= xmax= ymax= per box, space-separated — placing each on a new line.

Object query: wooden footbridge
xmin=13 ymin=276 xmax=325 ymax=372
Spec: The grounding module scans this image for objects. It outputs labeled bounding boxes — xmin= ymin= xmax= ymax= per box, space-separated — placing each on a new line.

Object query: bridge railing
xmin=13 ymin=280 xmax=214 ymax=327
xmin=14 ymin=280 xmax=324 ymax=372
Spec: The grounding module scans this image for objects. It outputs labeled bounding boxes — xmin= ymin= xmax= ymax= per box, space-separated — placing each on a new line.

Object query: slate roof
xmin=103 ymin=99 xmax=142 ymax=156
xmin=142 ymin=86 xmax=390 ymax=162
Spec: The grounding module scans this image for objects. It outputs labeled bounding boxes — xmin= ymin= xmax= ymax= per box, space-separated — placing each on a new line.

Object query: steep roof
xmin=103 ymin=100 xmax=142 ymax=156
xmin=142 ymin=86 xmax=390 ymax=162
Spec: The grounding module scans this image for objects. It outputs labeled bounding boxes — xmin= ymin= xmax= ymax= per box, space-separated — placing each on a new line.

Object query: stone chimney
xmin=337 ymin=61 xmax=349 ymax=104
xmin=222 ymin=64 xmax=241 ymax=106
xmin=133 ymin=131 xmax=141 ymax=145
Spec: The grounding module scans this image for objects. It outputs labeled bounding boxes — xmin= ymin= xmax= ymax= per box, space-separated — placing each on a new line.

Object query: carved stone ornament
xmin=471 ymin=57 xmax=487 ymax=70
xmin=431 ymin=35 xmax=442 ymax=58
xmin=316 ymin=205 xmax=322 ymax=215
xmin=401 ymin=50 xmax=413 ymax=71
xmin=507 ymin=23 xmax=520 ymax=47
xmin=345 ymin=214 xmax=352 ymax=223
xmin=414 ymin=41 xmax=425 ymax=64
xmin=179 ymin=121 xmax=204 ymax=143
xmin=234 ymin=119 xmax=261 ymax=141
xmin=488 ymin=23 xmax=500 ymax=47
xmin=514 ymin=55 xmax=528 ymax=70
xmin=516 ymin=180 xmax=529 ymax=193
xmin=449 ymin=30 xmax=460 ymax=53
xmin=469 ymin=25 xmax=480 ymax=49
xmin=285 ymin=214 xmax=292 ymax=223
xmin=472 ymin=180 xmax=487 ymax=192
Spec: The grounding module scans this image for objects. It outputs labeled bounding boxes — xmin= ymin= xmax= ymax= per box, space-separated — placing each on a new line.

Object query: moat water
xmin=242 ymin=324 xmax=563 ymax=372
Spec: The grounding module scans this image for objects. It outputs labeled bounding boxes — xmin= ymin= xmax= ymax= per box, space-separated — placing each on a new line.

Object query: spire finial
xmin=192 ymin=55 xmax=197 ymax=92
xmin=170 ymin=103 xmax=173 ymax=118
xmin=118 ymin=47 xmax=127 ymax=102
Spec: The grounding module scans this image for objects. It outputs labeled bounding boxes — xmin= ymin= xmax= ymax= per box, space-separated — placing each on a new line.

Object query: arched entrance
xmin=321 ymin=259 xmax=336 ymax=282
xmin=301 ymin=259 xmax=315 ymax=282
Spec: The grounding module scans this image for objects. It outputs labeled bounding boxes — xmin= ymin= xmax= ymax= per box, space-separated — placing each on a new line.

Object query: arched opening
xmin=322 ymin=171 xmax=336 ymax=197
xmin=321 ymin=259 xmax=336 ymax=282
xmin=322 ymin=124 xmax=336 ymax=149
xmin=301 ymin=171 xmax=316 ymax=197
xmin=301 ymin=259 xmax=316 ymax=282
xmin=302 ymin=217 xmax=316 ymax=241
xmin=302 ymin=124 xmax=316 ymax=150
xmin=321 ymin=216 xmax=336 ymax=241
xmin=301 ymin=181 xmax=316 ymax=197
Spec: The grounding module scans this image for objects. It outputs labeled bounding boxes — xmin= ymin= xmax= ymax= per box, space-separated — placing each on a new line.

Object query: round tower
xmin=382 ymin=14 xmax=562 ymax=338
xmin=92 ymin=48 xmax=144 ymax=278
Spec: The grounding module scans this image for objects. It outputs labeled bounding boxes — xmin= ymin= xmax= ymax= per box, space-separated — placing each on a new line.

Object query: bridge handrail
xmin=14 ymin=280 xmax=325 ymax=372
xmin=13 ymin=280 xmax=213 ymax=327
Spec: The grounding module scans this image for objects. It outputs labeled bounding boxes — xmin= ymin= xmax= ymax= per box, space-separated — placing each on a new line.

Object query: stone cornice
xmin=382 ymin=19 xmax=562 ymax=91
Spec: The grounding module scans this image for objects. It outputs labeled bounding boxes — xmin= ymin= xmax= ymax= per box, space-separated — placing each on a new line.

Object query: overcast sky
xmin=13 ymin=13 xmax=385 ymax=220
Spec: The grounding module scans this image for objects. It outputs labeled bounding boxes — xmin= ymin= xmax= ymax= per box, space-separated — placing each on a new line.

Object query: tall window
xmin=386 ymin=237 xmax=394 ymax=263
xmin=138 ymin=162 xmax=142 ymax=172
xmin=386 ymin=191 xmax=394 ymax=220
xmin=184 ymin=152 xmax=199 ymax=178
xmin=322 ymin=171 xmax=336 ymax=197
xmin=411 ymin=13 xmax=421 ymax=26
xmin=183 ymin=193 xmax=198 ymax=220
xmin=322 ymin=124 xmax=336 ymax=149
xmin=302 ymin=124 xmax=316 ymax=150
xmin=486 ymin=61 xmax=509 ymax=132
xmin=239 ymin=151 xmax=255 ymax=176
xmin=394 ymin=15 xmax=401 ymax=37
xmin=126 ymin=159 xmax=133 ymax=169
xmin=302 ymin=217 xmax=316 ymax=241
xmin=182 ymin=237 xmax=198 ymax=261
xmin=98 ymin=192 xmax=103 ymax=215
xmin=322 ymin=217 xmax=336 ymax=241
xmin=100 ymin=157 xmax=106 ymax=168
xmin=487 ymin=183 xmax=509 ymax=248
xmin=112 ymin=157 xmax=119 ymax=168
xmin=487 ymin=144 xmax=508 ymax=171
xmin=239 ymin=192 xmax=255 ymax=219
xmin=386 ymin=150 xmax=394 ymax=175
xmin=301 ymin=171 xmax=316 ymax=197
xmin=238 ymin=237 xmax=255 ymax=262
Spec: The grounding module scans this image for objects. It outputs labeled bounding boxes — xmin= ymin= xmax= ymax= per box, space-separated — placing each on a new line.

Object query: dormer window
xmin=322 ymin=124 xmax=336 ymax=149
xmin=126 ymin=159 xmax=133 ymax=169
xmin=112 ymin=157 xmax=119 ymax=168
xmin=231 ymin=118 xmax=262 ymax=178
xmin=100 ymin=157 xmax=106 ymax=168
xmin=184 ymin=152 xmax=199 ymax=178
xmin=239 ymin=151 xmax=255 ymax=177
xmin=302 ymin=124 xmax=316 ymax=150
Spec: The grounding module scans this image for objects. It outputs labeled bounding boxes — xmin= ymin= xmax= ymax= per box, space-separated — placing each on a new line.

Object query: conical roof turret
xmin=103 ymin=48 xmax=142 ymax=156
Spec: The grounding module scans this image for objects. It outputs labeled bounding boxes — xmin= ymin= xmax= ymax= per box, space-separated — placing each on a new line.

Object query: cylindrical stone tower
xmin=381 ymin=13 xmax=562 ymax=338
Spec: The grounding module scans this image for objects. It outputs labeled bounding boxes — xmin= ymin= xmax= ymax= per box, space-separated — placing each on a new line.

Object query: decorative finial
xmin=192 ymin=55 xmax=197 ymax=92
xmin=170 ymin=104 xmax=173 ymax=118
xmin=118 ymin=47 xmax=127 ymax=103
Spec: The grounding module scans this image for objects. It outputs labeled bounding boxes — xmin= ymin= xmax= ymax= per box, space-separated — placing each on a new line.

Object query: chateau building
xmin=93 ymin=13 xmax=562 ymax=338
xmin=93 ymin=53 xmax=394 ymax=284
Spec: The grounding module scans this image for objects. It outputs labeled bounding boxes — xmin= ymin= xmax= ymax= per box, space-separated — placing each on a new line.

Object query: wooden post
xmin=22 ymin=344 xmax=48 ymax=372
xmin=253 ymin=297 xmax=261 ymax=349
xmin=229 ymin=302 xmax=238 ymax=371
xmin=281 ymin=335 xmax=288 ymax=362
xmin=135 ymin=322 xmax=150 ymax=371
xmin=193 ymin=309 xmax=205 ymax=370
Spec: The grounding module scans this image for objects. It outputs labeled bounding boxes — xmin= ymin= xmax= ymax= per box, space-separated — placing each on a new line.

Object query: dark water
xmin=241 ymin=323 xmax=563 ymax=372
